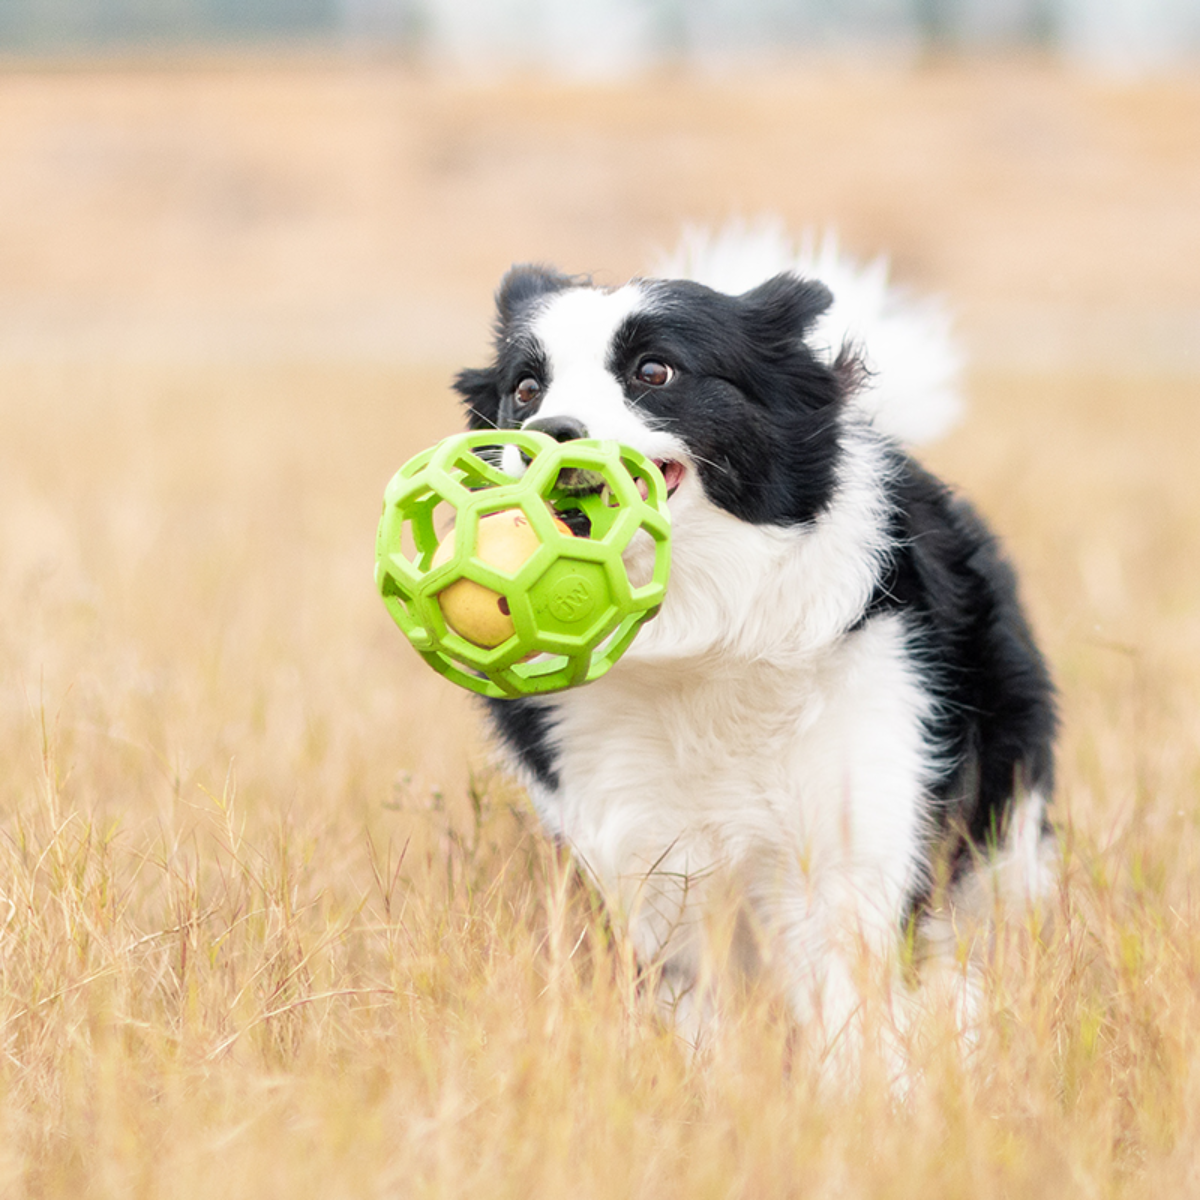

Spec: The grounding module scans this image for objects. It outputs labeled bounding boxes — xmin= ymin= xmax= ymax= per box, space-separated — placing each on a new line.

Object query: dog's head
xmin=455 ymin=266 xmax=859 ymax=528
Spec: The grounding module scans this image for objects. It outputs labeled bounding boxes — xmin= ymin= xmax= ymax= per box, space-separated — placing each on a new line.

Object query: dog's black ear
xmin=495 ymin=264 xmax=576 ymax=327
xmin=454 ymin=366 xmax=502 ymax=430
xmin=454 ymin=266 xmax=576 ymax=429
xmin=734 ymin=274 xmax=847 ymax=412
xmin=736 ymin=274 xmax=833 ymax=353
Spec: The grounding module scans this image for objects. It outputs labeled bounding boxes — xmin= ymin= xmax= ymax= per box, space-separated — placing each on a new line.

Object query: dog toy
xmin=431 ymin=508 xmax=574 ymax=648
xmin=375 ymin=430 xmax=672 ymax=698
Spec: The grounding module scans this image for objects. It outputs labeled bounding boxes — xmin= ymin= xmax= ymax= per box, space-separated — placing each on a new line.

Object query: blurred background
xmin=3 ymin=0 xmax=1200 ymax=71
xmin=1 ymin=2 xmax=1198 ymax=811
xmin=1 ymin=0 xmax=1198 ymax=375
xmin=3 ymin=10 xmax=1200 ymax=1193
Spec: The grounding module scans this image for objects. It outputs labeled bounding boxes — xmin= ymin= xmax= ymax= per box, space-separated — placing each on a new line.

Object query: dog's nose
xmin=522 ymin=415 xmax=588 ymax=443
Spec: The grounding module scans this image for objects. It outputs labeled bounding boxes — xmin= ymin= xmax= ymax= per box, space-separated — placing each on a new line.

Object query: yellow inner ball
xmin=432 ymin=509 xmax=569 ymax=648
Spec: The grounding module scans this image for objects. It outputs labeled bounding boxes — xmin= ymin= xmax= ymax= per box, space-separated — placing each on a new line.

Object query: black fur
xmin=486 ymin=699 xmax=561 ymax=793
xmin=459 ymin=269 xmax=847 ymax=527
xmin=453 ymin=263 xmax=1056 ymax=938
xmin=861 ymin=453 xmax=1057 ymax=899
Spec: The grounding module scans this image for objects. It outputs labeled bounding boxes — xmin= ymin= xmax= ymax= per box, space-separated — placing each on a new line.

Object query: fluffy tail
xmin=652 ymin=218 xmax=963 ymax=447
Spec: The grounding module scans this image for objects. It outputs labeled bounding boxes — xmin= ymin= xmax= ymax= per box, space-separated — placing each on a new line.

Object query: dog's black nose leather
xmin=522 ymin=416 xmax=588 ymax=443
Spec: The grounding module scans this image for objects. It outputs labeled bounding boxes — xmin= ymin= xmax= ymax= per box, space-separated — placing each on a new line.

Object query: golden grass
xmin=3 ymin=356 xmax=1200 ymax=1198
xmin=3 ymin=57 xmax=1200 ymax=1199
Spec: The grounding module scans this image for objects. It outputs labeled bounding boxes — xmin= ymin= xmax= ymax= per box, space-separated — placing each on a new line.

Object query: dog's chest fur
xmin=509 ymin=610 xmax=936 ymax=975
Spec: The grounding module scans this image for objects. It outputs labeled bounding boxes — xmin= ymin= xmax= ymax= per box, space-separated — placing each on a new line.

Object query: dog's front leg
xmin=760 ymin=890 xmax=911 ymax=1087
xmin=617 ymin=852 xmax=737 ymax=1050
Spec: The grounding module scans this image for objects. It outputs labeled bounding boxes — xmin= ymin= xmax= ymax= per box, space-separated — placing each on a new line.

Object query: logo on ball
xmin=548 ymin=575 xmax=596 ymax=624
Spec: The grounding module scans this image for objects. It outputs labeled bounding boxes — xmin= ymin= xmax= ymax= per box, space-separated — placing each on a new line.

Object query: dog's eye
xmin=635 ymin=360 xmax=673 ymax=387
xmin=513 ymin=378 xmax=542 ymax=408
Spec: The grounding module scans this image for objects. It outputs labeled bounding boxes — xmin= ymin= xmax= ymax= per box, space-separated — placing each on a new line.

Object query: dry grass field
xmin=2 ymin=55 xmax=1200 ymax=1198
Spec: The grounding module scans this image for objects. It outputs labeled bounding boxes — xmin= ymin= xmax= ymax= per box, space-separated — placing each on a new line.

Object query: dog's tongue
xmin=639 ymin=460 xmax=684 ymax=501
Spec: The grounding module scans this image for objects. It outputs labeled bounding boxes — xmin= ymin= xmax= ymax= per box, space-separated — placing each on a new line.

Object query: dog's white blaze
xmin=529 ymin=285 xmax=687 ymax=457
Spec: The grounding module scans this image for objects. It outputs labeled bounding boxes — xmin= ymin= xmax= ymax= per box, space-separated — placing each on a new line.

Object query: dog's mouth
xmin=551 ymin=458 xmax=685 ymax=537
xmin=633 ymin=459 xmax=685 ymax=503
xmin=652 ymin=459 xmax=686 ymax=500
xmin=553 ymin=459 xmax=685 ymax=504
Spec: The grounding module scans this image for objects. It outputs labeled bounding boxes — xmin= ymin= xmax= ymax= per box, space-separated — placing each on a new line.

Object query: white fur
xmin=623 ymin=415 xmax=896 ymax=664
xmin=490 ymin=245 xmax=1045 ymax=1074
xmin=531 ymin=611 xmax=937 ymax=1048
xmin=501 ymin=281 xmax=943 ymax=1059
xmin=654 ymin=218 xmax=964 ymax=447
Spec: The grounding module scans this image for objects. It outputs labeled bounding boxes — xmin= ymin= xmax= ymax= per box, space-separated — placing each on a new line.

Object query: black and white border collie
xmin=454 ymin=227 xmax=1056 ymax=1065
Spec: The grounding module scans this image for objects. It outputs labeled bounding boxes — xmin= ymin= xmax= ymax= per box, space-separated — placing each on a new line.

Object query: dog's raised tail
xmin=653 ymin=219 xmax=963 ymax=447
